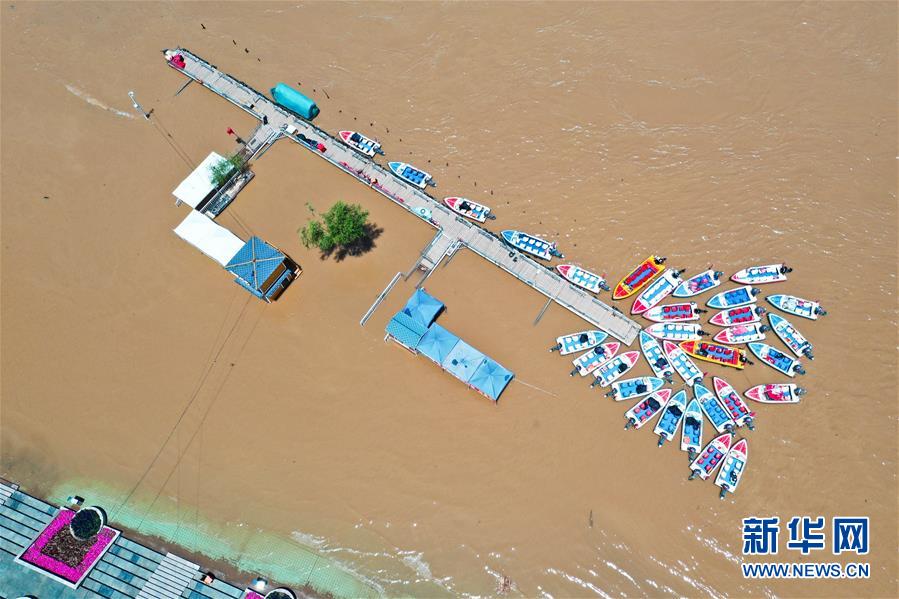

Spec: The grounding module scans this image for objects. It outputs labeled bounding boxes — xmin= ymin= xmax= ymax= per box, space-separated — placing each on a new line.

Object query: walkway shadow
xmin=319 ymin=223 xmax=384 ymax=262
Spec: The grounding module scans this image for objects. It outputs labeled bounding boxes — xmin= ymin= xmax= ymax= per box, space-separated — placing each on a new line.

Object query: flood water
xmin=1 ymin=2 xmax=896 ymax=597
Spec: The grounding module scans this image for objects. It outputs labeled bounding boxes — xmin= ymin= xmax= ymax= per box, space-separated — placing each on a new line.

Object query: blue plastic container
xmin=270 ymin=83 xmax=319 ymax=120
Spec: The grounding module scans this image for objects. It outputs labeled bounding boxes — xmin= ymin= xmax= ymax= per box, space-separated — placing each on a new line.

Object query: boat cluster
xmin=551 ymin=259 xmax=826 ymax=499
xmin=341 ymin=132 xmax=828 ymax=498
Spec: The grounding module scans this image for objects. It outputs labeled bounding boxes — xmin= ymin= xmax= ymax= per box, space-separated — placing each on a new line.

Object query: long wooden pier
xmin=165 ymin=48 xmax=641 ymax=344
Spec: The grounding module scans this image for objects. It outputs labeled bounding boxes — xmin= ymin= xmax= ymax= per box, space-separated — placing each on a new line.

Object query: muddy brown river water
xmin=2 ymin=2 xmax=896 ymax=597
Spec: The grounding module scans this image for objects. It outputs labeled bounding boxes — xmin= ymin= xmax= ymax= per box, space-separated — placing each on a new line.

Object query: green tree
xmin=300 ymin=220 xmax=330 ymax=251
xmin=209 ymin=153 xmax=246 ymax=188
xmin=300 ymin=201 xmax=370 ymax=254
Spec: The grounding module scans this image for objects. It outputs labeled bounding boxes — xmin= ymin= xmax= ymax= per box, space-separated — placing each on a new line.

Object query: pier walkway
xmin=166 ymin=48 xmax=641 ymax=343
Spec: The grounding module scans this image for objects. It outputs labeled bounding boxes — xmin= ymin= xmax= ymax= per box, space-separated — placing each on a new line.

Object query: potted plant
xmin=69 ymin=506 xmax=105 ymax=541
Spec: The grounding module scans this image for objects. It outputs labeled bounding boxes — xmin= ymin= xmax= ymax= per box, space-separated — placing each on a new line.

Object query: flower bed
xmin=15 ymin=508 xmax=119 ymax=588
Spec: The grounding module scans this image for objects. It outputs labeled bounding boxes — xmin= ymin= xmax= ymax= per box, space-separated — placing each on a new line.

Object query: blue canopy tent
xmin=225 ymin=236 xmax=298 ymax=302
xmin=385 ymin=311 xmax=428 ymax=350
xmin=469 ymin=359 xmax=514 ymax=402
xmin=442 ymin=340 xmax=486 ymax=384
xmin=416 ymin=323 xmax=459 ymax=365
xmin=401 ymin=289 xmax=444 ymax=329
xmin=385 ymin=289 xmax=514 ymax=402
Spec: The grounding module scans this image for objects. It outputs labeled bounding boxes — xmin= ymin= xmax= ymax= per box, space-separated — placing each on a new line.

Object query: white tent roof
xmin=172 ymin=151 xmax=225 ymax=208
xmin=173 ymin=210 xmax=245 ymax=266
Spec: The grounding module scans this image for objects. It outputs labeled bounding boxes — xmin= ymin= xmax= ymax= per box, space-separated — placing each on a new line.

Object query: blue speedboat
xmin=663 ymin=340 xmax=704 ymax=386
xmin=550 ymin=330 xmax=607 ymax=355
xmin=639 ymin=331 xmax=675 ymax=382
xmin=388 ymin=161 xmax=434 ymax=189
xmin=707 ymin=286 xmax=760 ymax=309
xmin=501 ymin=230 xmax=563 ymax=260
xmin=749 ymin=342 xmax=805 ymax=377
xmin=606 ymin=376 xmax=664 ymax=401
xmin=680 ymin=399 xmax=703 ymax=460
xmin=767 ymin=294 xmax=826 ymax=320
xmin=654 ymin=389 xmax=687 ymax=446
xmin=768 ymin=313 xmax=813 ymax=359
xmin=694 ymin=383 xmax=734 ymax=433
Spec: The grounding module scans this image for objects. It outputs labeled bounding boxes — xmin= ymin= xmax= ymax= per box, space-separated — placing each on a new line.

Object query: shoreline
xmin=2 ymin=474 xmax=378 ymax=599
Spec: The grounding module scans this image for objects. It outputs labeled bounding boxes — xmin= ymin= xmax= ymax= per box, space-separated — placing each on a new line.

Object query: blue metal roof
xmin=401 ymin=289 xmax=444 ymax=329
xmin=225 ymin=237 xmax=287 ymax=295
xmin=386 ymin=312 xmax=428 ymax=349
xmin=469 ymin=359 xmax=514 ymax=401
xmin=441 ymin=340 xmax=486 ymax=384
xmin=416 ymin=323 xmax=459 ymax=365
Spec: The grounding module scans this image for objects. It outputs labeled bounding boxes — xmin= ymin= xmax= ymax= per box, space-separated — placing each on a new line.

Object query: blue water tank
xmin=270 ymin=83 xmax=320 ymax=120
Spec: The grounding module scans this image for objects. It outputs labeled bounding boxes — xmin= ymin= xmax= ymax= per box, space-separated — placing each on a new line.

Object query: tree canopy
xmin=301 ymin=201 xmax=370 ymax=254
xmin=209 ymin=153 xmax=246 ymax=188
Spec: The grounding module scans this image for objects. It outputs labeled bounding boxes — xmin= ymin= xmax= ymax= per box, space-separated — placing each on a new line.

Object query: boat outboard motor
xmin=750 ymin=287 xmax=761 ymax=296
xmin=795 ymin=387 xmax=808 ymax=396
xmin=713 ymin=271 xmax=724 ymax=279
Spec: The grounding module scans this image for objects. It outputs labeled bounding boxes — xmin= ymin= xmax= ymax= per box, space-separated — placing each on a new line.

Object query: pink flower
xmin=20 ymin=509 xmax=115 ymax=583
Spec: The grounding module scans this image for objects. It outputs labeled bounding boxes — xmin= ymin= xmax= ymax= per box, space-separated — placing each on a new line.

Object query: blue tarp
xmin=386 ymin=311 xmax=428 ymax=349
xmin=416 ymin=323 xmax=459 ymax=365
xmin=442 ymin=340 xmax=486 ymax=384
xmin=401 ymin=289 xmax=444 ymax=329
xmin=469 ymin=359 xmax=514 ymax=401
